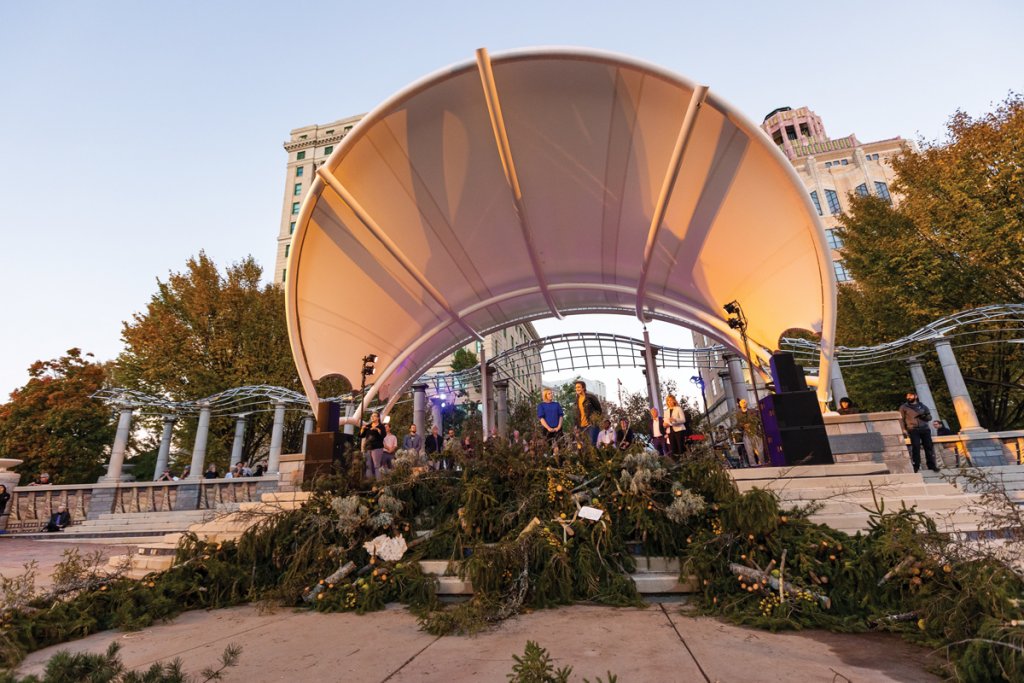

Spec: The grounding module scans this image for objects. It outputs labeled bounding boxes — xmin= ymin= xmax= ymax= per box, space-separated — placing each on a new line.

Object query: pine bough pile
xmin=1 ymin=442 xmax=1022 ymax=681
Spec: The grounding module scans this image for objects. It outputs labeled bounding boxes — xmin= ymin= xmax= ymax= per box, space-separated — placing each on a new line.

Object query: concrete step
xmin=729 ymin=462 xmax=890 ymax=480
xmin=420 ymin=558 xmax=696 ymax=595
xmin=768 ymin=483 xmax=966 ymax=501
xmin=93 ymin=510 xmax=214 ymax=522
xmin=812 ymin=495 xmax=983 ymax=515
xmin=736 ymin=473 xmax=929 ymax=492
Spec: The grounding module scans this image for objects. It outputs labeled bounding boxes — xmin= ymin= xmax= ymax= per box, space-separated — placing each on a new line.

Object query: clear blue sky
xmin=1 ymin=1 xmax=1021 ymax=400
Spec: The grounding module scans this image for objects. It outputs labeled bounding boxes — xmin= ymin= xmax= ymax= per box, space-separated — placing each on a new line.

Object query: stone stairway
xmin=730 ymin=462 xmax=992 ymax=535
xmin=12 ymin=508 xmax=231 ymax=543
xmin=109 ymin=492 xmax=312 ymax=579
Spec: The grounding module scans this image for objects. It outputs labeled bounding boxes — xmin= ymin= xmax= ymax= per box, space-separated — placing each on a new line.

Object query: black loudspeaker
xmin=316 ymin=402 xmax=340 ymax=433
xmin=759 ymin=391 xmax=834 ymax=466
xmin=770 ymin=351 xmax=808 ymax=393
xmin=304 ymin=431 xmax=349 ymax=481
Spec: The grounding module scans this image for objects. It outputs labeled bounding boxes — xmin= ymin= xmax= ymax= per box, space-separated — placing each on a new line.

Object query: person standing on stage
xmin=664 ymin=394 xmax=687 ymax=456
xmin=649 ymin=407 xmax=669 ymax=456
xmin=574 ymin=381 xmax=603 ymax=446
xmin=735 ymin=399 xmax=763 ymax=466
xmin=360 ymin=412 xmax=386 ymax=479
xmin=537 ymin=388 xmax=564 ymax=442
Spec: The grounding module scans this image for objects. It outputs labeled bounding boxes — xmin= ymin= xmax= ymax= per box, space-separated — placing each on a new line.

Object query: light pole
xmin=359 ymin=354 xmax=378 ymax=418
xmin=724 ymin=301 xmax=767 ymax=455
xmin=690 ymin=375 xmax=709 ymax=429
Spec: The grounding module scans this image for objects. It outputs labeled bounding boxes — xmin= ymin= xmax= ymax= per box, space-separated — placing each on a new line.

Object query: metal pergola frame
xmin=781 ymin=304 xmax=1024 ymax=368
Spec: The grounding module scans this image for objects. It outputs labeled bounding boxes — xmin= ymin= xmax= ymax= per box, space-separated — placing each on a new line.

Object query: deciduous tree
xmin=835 ymin=94 xmax=1024 ymax=429
xmin=114 ymin=253 xmax=305 ymax=470
xmin=0 ymin=349 xmax=113 ymax=484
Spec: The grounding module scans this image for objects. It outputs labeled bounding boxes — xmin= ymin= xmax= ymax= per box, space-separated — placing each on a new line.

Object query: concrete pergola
xmin=285 ymin=48 xmax=838 ymax=420
xmin=93 ymin=386 xmax=313 ymax=482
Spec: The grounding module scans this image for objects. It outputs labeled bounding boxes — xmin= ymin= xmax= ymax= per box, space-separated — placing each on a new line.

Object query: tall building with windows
xmin=276 ymin=115 xmax=542 ymax=403
xmin=760 ymin=106 xmax=914 ymax=283
xmin=691 ymin=106 xmax=914 ymax=422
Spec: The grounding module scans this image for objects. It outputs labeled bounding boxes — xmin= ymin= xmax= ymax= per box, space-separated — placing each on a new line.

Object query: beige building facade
xmin=276 ymin=115 xmax=541 ymax=401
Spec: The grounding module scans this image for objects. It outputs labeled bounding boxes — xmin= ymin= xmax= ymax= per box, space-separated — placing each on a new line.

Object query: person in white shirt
xmin=597 ymin=419 xmax=616 ymax=448
xmin=664 ymin=394 xmax=688 ymax=456
xmin=650 ymin=408 xmax=669 ymax=456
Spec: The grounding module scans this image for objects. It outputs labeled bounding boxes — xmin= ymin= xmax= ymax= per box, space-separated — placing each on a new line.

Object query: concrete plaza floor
xmin=4 ymin=538 xmax=941 ymax=682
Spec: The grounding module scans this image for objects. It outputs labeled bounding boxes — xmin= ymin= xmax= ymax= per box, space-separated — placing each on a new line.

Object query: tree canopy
xmin=114 ymin=253 xmax=305 ymax=471
xmin=0 ymin=349 xmax=113 ymax=484
xmin=835 ymin=93 xmax=1024 ymax=429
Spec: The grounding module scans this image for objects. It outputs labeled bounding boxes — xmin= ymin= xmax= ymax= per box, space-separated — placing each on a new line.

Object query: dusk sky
xmin=1 ymin=1 xmax=1021 ymax=402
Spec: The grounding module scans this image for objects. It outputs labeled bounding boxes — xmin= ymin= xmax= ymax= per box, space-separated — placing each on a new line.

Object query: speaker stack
xmin=759 ymin=352 xmax=834 ymax=467
xmin=303 ymin=402 xmax=353 ymax=483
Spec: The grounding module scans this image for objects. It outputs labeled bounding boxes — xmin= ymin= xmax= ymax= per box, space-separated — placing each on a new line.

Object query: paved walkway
xmin=4 ymin=538 xmax=941 ymax=681
xmin=0 ymin=537 xmax=135 ymax=588
xmin=16 ymin=603 xmax=940 ymax=682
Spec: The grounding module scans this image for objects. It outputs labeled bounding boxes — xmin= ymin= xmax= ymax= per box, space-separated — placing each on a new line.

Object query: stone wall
xmin=823 ymin=411 xmax=912 ymax=473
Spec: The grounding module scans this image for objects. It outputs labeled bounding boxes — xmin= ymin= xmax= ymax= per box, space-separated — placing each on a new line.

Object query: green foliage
xmin=0 ymin=641 xmax=241 ymax=683
xmin=507 ymin=641 xmax=572 ymax=683
xmin=835 ymin=93 xmax=1024 ymax=429
xmin=0 ymin=348 xmax=113 ymax=484
xmin=506 ymin=641 xmax=617 ymax=683
xmin=449 ymin=348 xmax=479 ymax=373
xmin=113 ymin=253 xmax=305 ymax=471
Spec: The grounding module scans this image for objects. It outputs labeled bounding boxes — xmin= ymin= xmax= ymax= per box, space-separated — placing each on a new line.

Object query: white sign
xmin=578 ymin=506 xmax=604 ymax=521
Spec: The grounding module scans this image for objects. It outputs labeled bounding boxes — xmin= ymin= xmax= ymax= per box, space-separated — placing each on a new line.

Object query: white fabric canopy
xmin=285 ymin=48 xmax=836 ymax=413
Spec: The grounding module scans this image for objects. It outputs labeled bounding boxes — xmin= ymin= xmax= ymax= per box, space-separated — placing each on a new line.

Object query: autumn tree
xmin=114 ymin=253 xmax=305 ymax=471
xmin=835 ymin=93 xmax=1024 ymax=429
xmin=0 ymin=349 xmax=114 ymax=484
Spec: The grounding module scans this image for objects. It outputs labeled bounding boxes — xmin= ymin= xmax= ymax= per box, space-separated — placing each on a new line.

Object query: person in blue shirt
xmin=537 ymin=388 xmax=564 ymax=442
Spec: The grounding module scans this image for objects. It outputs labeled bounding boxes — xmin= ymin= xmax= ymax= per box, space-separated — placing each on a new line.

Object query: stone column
xmin=301 ymin=415 xmax=315 ymax=454
xmin=494 ymin=380 xmax=510 ymax=438
xmin=267 ymin=401 xmax=286 ymax=474
xmin=188 ymin=404 xmax=211 ymax=479
xmin=342 ymin=403 xmax=356 ymax=437
xmin=412 ymin=384 xmax=428 ymax=438
xmin=642 ymin=327 xmax=663 ymax=415
xmin=934 ymin=338 xmax=983 ymax=432
xmin=102 ymin=408 xmax=133 ymax=482
xmin=430 ymin=398 xmax=443 ymax=432
xmin=479 ymin=346 xmax=491 ymax=439
xmin=830 ymin=360 xmax=850 ymax=407
xmin=724 ymin=353 xmax=750 ymax=408
xmin=153 ymin=415 xmax=176 ymax=481
xmin=718 ymin=371 xmax=735 ymax=422
xmin=229 ymin=415 xmax=246 ymax=467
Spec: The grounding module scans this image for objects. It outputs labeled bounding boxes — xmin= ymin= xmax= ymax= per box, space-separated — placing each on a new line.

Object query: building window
xmin=840 ymin=159 xmax=849 ymax=166
xmin=809 ymin=191 xmax=823 ymax=216
xmin=293 ymin=183 xmax=302 ymax=196
xmin=295 ymin=166 xmax=304 ymax=177
xmin=299 ymin=134 xmax=307 ymax=140
xmin=874 ymin=181 xmax=892 ymax=202
xmin=825 ymin=189 xmax=841 ymax=215
xmin=282 ymin=268 xmax=287 ymax=282
xmin=284 ymin=244 xmax=290 ymax=258
xmin=296 ymin=151 xmax=306 ymax=160
xmin=291 ymin=202 xmax=300 ymax=215
xmin=826 ymin=229 xmax=844 ymax=249
xmin=289 ymin=221 xmax=296 ymax=235
xmin=833 ymin=260 xmax=852 ymax=282
xmin=323 ymin=146 xmax=333 ymax=155
xmin=325 ymin=129 xmax=334 ymax=135
xmin=855 ymin=183 xmax=869 ymax=197
xmin=824 ymin=161 xmax=832 ymax=168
